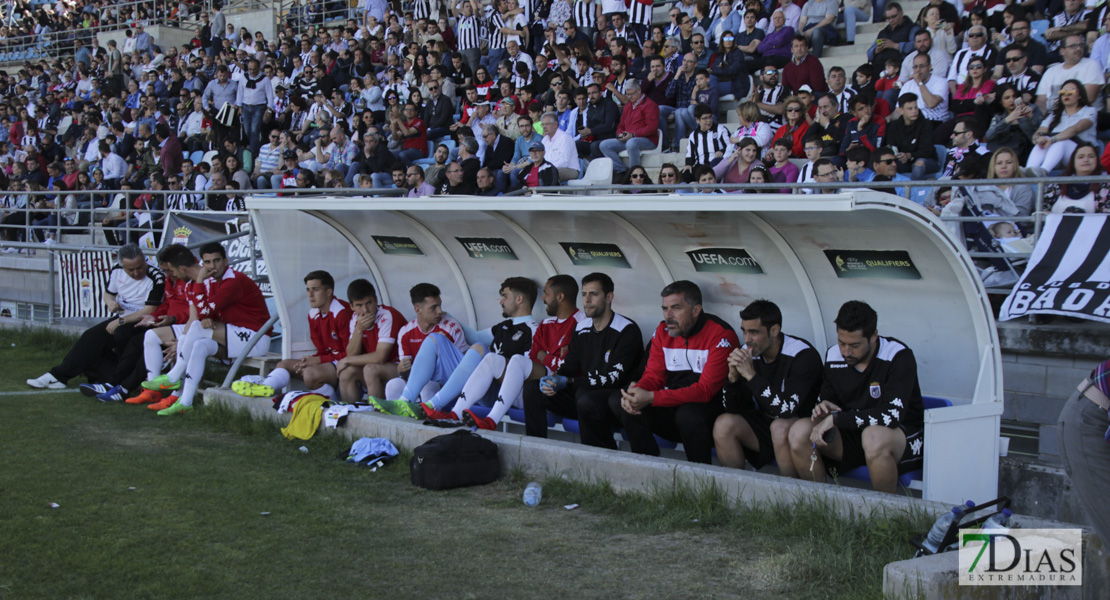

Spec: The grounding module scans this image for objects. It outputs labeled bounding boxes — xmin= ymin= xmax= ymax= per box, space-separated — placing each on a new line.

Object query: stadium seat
xmin=1030 ymin=20 xmax=1049 ymax=45
xmin=840 ymin=396 xmax=953 ymax=489
xmin=413 ymin=141 xmax=436 ymax=167
xmin=567 ymin=157 xmax=613 ymax=191
xmin=505 ymin=406 xmax=559 ymax=428
xmin=201 ymin=150 xmax=219 ymax=167
xmin=190 ymin=150 xmax=204 ymax=165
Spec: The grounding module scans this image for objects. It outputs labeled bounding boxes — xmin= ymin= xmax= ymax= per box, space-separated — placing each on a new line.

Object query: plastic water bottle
xmin=982 ymin=509 xmax=1014 ymax=532
xmin=923 ymin=505 xmax=967 ymax=553
xmin=523 ymin=482 xmax=542 ymax=507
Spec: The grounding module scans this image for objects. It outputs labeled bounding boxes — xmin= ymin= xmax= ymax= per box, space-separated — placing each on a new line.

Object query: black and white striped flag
xmin=57 ymin=250 xmax=114 ymax=320
xmin=999 ymin=215 xmax=1110 ymax=323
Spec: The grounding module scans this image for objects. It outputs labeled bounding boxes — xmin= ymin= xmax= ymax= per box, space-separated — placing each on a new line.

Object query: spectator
xmin=1027 ymin=79 xmax=1097 ymax=171
xmin=887 ymin=93 xmax=938 ymax=180
xmin=783 ymin=35 xmax=828 ymax=96
xmin=798 ymin=0 xmax=839 ymax=58
xmin=986 ymin=147 xmax=1036 ymax=216
xmin=597 ymin=80 xmax=659 ymax=178
xmin=772 ymin=95 xmax=811 ymax=158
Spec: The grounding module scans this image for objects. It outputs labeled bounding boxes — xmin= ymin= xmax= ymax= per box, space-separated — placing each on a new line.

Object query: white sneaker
xmin=27 ymin=373 xmax=66 ymax=389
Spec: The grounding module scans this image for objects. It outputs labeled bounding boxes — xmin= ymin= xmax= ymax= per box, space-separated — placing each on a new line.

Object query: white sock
xmin=310 ymin=383 xmax=335 ymax=399
xmin=263 ymin=367 xmax=291 ymax=391
xmin=143 ymin=329 xmax=164 ymax=380
xmin=452 ymin=353 xmax=506 ymax=418
xmin=168 ymin=325 xmax=208 ymax=382
xmin=384 ymin=377 xmax=406 ymax=401
xmin=482 ymin=355 xmax=531 ymax=424
xmin=177 ymin=338 xmax=218 ymax=407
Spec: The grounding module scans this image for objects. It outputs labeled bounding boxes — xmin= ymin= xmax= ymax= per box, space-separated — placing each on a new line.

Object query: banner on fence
xmin=57 ymin=250 xmax=114 ymax=319
xmin=999 ymin=215 xmax=1110 ymax=324
xmin=162 ymin=212 xmax=270 ymax=296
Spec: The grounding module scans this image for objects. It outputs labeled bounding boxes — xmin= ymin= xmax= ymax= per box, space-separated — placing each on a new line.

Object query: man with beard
xmin=454 ymin=275 xmax=587 ymax=429
xmin=787 ymin=300 xmax=925 ymax=494
xmin=523 ymin=272 xmax=643 ymax=446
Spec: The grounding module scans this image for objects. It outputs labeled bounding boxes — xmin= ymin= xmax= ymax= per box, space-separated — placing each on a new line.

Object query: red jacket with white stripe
xmin=636 ymin=312 xmax=738 ymax=408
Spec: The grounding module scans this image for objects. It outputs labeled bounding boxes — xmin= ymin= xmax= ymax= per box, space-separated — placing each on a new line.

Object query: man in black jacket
xmin=353 ymin=132 xmax=395 ymax=188
xmin=423 ymin=80 xmax=454 ymax=139
xmin=885 ymin=93 xmax=937 ymax=180
xmin=480 ymin=124 xmax=515 ymax=173
xmin=787 ymin=300 xmax=926 ymax=494
xmin=523 ymin=272 xmax=643 ymax=447
xmin=713 ymin=299 xmax=823 ymax=473
xmin=576 ymin=83 xmax=621 ymax=158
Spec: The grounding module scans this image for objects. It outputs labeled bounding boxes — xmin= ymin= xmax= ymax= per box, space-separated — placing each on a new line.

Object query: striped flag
xmin=999 ymin=215 xmax=1110 ymax=323
xmin=57 ymin=251 xmax=115 ymax=320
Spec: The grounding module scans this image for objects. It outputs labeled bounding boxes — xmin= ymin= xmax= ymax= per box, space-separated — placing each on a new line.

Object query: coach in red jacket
xmin=596 ymin=79 xmax=659 ymax=178
xmin=611 ymin=280 xmax=739 ymax=464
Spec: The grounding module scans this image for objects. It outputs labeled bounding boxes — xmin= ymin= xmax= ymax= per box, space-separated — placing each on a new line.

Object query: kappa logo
xmin=236 ymin=330 xmax=251 ymax=342
xmin=716 ymin=338 xmax=731 ymax=349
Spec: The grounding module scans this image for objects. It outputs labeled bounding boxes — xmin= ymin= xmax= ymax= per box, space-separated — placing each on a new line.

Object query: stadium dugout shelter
xmin=245 ymin=191 xmax=1003 ymax=506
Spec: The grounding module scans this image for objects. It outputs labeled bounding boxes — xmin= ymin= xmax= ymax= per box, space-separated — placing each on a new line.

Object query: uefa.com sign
xmin=959 ymin=529 xmax=1083 ymax=586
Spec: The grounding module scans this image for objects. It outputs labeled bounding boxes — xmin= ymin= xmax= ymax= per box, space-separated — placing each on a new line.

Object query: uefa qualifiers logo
xmin=959 ymin=529 xmax=1082 ymax=586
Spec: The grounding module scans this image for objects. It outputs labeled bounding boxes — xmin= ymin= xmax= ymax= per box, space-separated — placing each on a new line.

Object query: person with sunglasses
xmin=1034 ymin=34 xmax=1103 ymax=115
xmin=869 ymin=146 xmax=910 ymax=197
xmin=1027 ymin=79 xmax=1097 ymax=171
xmin=947 ymin=25 xmax=997 ymax=99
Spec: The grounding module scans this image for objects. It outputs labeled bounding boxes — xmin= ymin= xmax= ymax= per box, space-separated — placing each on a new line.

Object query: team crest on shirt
xmin=512 ymin=331 xmax=523 ymax=341
xmin=869 ymin=382 xmax=881 ymax=399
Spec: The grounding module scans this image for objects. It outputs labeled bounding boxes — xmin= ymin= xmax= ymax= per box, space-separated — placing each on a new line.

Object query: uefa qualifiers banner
xmin=999 ymin=215 xmax=1110 ymax=324
xmin=57 ymin=251 xmax=115 ymax=319
xmin=162 ymin=212 xmax=271 ymax=296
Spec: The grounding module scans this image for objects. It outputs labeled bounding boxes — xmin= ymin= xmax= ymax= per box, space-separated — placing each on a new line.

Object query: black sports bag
xmin=410 ymin=430 xmax=501 ymax=490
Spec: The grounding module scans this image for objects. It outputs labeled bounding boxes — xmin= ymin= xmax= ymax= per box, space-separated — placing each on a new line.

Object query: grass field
xmin=0 ymin=327 xmax=928 ymax=599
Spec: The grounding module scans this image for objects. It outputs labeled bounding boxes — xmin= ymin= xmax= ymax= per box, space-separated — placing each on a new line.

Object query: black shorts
xmin=722 ymin=409 xmax=777 ymax=470
xmin=827 ymin=425 xmax=924 ymax=476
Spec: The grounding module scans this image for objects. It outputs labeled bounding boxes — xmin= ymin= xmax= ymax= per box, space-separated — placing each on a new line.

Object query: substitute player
xmin=336 ymin=279 xmax=406 ymax=403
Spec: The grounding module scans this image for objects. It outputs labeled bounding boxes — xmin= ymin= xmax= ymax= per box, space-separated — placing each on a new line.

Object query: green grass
xmin=0 ymin=326 xmax=928 ymax=599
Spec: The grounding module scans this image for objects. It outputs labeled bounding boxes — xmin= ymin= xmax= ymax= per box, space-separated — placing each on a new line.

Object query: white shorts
xmin=226 ymin=324 xmax=271 ymax=359
xmin=171 ymin=323 xmax=213 ymax=340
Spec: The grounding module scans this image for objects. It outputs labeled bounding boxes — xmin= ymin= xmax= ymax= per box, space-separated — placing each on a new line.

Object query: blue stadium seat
xmin=840 ymin=396 xmax=953 ymax=488
xmin=505 ymin=406 xmax=558 ymax=427
xmin=189 ymin=150 xmax=204 ymax=165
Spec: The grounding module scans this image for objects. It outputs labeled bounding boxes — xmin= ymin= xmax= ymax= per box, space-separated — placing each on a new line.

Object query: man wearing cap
xmin=515 ymin=142 xmax=560 ymax=190
xmin=597 ymin=80 xmax=659 ymax=177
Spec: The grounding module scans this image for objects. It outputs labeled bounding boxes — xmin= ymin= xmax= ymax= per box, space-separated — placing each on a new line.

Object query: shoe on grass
xmin=126 ymin=389 xmax=164 ymax=404
xmin=141 ymin=374 xmax=181 ymax=392
xmin=27 ymin=372 xmax=66 ymax=389
xmin=79 ymin=383 xmax=109 ymax=397
xmin=231 ymin=380 xmax=274 ymax=397
xmin=416 ymin=402 xmax=457 ymax=421
xmin=462 ymin=409 xmax=497 ymax=430
xmin=148 ymin=395 xmax=179 ymax=411
xmin=157 ymin=400 xmax=193 ymax=416
xmin=97 ymin=385 xmax=127 ymax=402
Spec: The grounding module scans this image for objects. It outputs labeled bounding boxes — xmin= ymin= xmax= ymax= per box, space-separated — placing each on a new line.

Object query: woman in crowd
xmin=1043 ymin=142 xmax=1110 ymax=214
xmin=623 ymin=165 xmax=653 ymax=192
xmin=713 ymin=136 xmax=764 ymax=190
xmin=770 ymin=95 xmax=809 ymax=158
xmin=658 ymin=163 xmax=683 ymax=190
xmin=986 ymin=147 xmax=1035 ymax=216
xmin=1026 ymin=80 xmax=1097 ymax=171
xmin=708 ymin=0 xmax=741 ymax=45
xmin=709 ymin=32 xmax=747 ymax=98
xmin=984 ymin=83 xmax=1040 ymax=158
xmin=226 ymin=154 xmax=251 ymax=193
xmin=473 ymin=66 xmax=495 ymax=100
xmin=919 ymin=5 xmax=956 ymax=58
xmin=747 ymin=165 xmax=776 ymax=193
xmin=949 ymin=57 xmax=995 ymax=118
xmin=732 ymin=101 xmax=774 ymax=149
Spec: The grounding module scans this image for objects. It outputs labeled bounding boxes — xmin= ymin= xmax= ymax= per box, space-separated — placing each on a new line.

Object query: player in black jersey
xmin=713 ymin=300 xmax=823 ymax=473
xmin=787 ymin=301 xmax=925 ymax=494
xmin=522 ymin=272 xmax=643 ymax=449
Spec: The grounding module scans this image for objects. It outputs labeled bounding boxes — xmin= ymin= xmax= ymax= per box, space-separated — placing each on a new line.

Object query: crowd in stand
xmin=3 ymin=0 xmax=1110 ymax=250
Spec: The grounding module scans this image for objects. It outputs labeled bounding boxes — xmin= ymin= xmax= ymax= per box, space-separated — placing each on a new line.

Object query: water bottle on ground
xmin=982 ymin=508 xmax=1014 ymax=532
xmin=523 ymin=482 xmax=542 ymax=507
xmin=923 ymin=505 xmax=967 ymax=553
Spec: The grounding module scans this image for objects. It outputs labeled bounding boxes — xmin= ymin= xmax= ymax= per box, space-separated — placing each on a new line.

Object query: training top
xmin=488 ymin=316 xmax=539 ymax=357
xmin=822 ymin=336 xmax=925 ymax=431
xmin=637 ymin=312 xmax=739 ymax=408
xmin=106 ymin=262 xmax=165 ymax=315
xmin=720 ymin=333 xmax=823 ymax=418
xmin=529 ymin=310 xmax=588 ymax=372
xmin=397 ymin=314 xmax=467 ymax=360
xmin=349 ymin=304 xmax=406 ymax=363
xmin=190 ymin=267 xmax=270 ymax=332
xmin=308 ymin=297 xmax=354 ymax=360
xmin=555 ymin=313 xmax=644 ymax=392
xmin=151 ymin=275 xmax=190 ymax=324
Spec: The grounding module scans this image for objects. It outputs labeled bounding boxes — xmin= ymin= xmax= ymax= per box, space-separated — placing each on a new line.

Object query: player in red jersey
xmin=232 ymin=269 xmax=352 ymax=400
xmin=336 ymin=279 xmax=406 ymax=402
xmin=373 ymin=282 xmax=467 ymax=416
xmin=459 ymin=274 xmax=586 ymax=429
xmin=143 ymin=242 xmax=272 ymax=414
